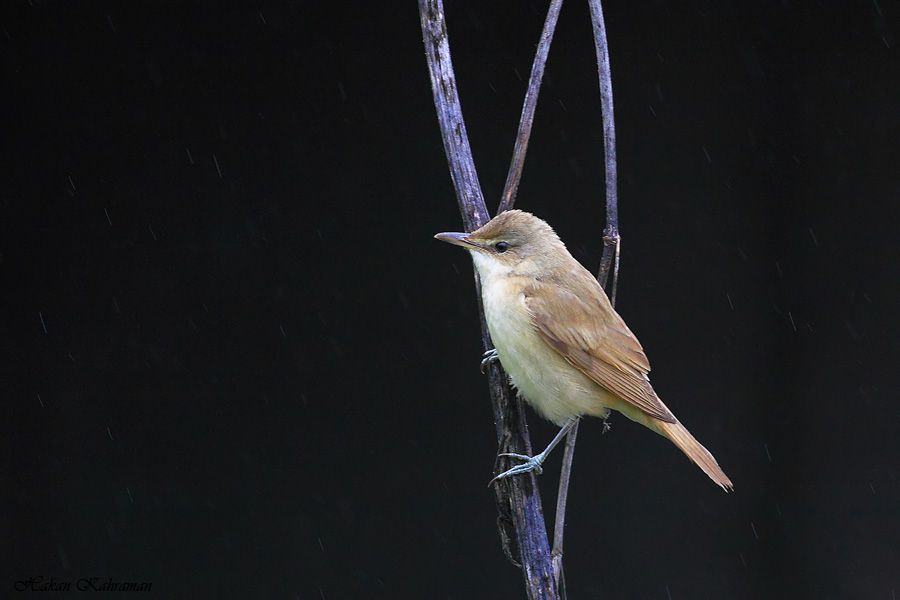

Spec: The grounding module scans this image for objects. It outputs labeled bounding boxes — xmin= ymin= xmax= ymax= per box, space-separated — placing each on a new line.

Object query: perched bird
xmin=435 ymin=210 xmax=733 ymax=491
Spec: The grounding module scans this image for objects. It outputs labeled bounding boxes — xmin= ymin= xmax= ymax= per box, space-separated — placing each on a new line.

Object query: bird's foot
xmin=480 ymin=348 xmax=500 ymax=374
xmin=490 ymin=452 xmax=546 ymax=485
xmin=601 ymin=416 xmax=612 ymax=435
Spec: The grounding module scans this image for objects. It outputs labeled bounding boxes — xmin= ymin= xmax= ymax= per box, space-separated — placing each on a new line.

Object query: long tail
xmin=656 ymin=420 xmax=733 ymax=492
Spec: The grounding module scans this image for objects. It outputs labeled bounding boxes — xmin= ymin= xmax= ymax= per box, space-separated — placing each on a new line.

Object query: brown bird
xmin=435 ymin=210 xmax=733 ymax=491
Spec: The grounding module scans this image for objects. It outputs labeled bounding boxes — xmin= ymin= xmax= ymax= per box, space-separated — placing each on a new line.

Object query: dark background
xmin=3 ymin=1 xmax=899 ymax=598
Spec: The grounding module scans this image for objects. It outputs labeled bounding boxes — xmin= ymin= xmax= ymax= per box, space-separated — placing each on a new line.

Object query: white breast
xmin=471 ymin=252 xmax=612 ymax=426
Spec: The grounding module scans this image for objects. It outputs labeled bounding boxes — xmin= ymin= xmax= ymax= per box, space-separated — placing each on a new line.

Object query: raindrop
xmin=655 ymin=83 xmax=665 ymax=103
xmin=39 ymin=311 xmax=48 ymax=334
xmin=397 ymin=290 xmax=410 ymax=310
xmin=329 ymin=338 xmax=343 ymax=357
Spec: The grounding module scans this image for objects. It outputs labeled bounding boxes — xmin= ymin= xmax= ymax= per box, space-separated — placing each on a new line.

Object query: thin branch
xmin=552 ymin=0 xmax=621 ymax=586
xmin=498 ymin=0 xmax=564 ymax=214
xmin=588 ymin=0 xmax=621 ymax=291
xmin=418 ymin=0 xmax=488 ymax=231
xmin=609 ymin=236 xmax=621 ymax=306
xmin=418 ymin=1 xmax=558 ymax=598
xmin=551 ymin=418 xmax=578 ymax=594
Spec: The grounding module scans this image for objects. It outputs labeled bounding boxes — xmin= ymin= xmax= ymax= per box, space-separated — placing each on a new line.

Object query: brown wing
xmin=524 ymin=276 xmax=676 ymax=423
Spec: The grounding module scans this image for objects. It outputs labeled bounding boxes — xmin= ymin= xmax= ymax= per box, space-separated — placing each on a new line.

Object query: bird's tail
xmin=655 ymin=420 xmax=733 ymax=492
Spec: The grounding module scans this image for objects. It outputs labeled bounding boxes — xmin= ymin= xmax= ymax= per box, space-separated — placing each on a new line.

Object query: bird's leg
xmin=490 ymin=417 xmax=579 ymax=484
xmin=601 ymin=413 xmax=612 ymax=434
xmin=480 ymin=348 xmax=500 ymax=374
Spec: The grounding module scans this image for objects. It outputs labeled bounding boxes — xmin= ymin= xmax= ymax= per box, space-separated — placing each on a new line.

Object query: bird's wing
xmin=524 ymin=277 xmax=677 ymax=423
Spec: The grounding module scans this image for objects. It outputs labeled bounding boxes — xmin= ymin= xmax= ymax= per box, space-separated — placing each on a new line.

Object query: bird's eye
xmin=495 ymin=241 xmax=510 ymax=253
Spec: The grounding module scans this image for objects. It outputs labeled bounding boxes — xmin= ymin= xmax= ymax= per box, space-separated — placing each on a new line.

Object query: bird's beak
xmin=434 ymin=231 xmax=480 ymax=249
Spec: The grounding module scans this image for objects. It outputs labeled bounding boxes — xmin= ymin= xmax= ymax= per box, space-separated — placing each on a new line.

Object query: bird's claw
xmin=489 ymin=452 xmax=545 ymax=485
xmin=480 ymin=348 xmax=500 ymax=374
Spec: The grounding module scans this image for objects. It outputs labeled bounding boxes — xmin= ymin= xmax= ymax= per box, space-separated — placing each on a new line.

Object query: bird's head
xmin=434 ymin=210 xmax=566 ymax=276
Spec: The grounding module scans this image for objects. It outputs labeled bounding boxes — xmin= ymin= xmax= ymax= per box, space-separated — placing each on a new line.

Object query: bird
xmin=435 ymin=209 xmax=733 ymax=491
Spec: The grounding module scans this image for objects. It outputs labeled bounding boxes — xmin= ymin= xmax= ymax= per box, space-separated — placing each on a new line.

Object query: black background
xmin=4 ymin=1 xmax=899 ymax=598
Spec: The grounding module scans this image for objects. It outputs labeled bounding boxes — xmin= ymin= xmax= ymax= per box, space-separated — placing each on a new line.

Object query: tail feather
xmin=656 ymin=420 xmax=733 ymax=492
